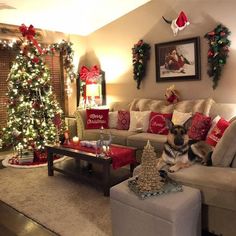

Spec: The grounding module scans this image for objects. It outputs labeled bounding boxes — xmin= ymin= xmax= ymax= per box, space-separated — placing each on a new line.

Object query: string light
xmin=0 ymin=38 xmax=77 ymax=96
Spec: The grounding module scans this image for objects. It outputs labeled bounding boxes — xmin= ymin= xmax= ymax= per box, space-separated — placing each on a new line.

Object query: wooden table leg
xmin=47 ymin=151 xmax=54 ymax=176
xmin=103 ymin=162 xmax=110 ymax=196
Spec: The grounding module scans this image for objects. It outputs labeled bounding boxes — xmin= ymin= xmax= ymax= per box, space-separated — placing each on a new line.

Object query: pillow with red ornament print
xmin=86 ymin=109 xmax=109 ymax=129
xmin=188 ymin=112 xmax=212 ymax=140
xmin=147 ymin=112 xmax=172 ymax=135
xmin=206 ymin=117 xmax=230 ymax=147
xmin=117 ymin=110 xmax=130 ymax=130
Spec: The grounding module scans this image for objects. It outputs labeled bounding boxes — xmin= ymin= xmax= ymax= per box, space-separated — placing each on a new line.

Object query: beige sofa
xmin=70 ymin=98 xmax=236 ymax=236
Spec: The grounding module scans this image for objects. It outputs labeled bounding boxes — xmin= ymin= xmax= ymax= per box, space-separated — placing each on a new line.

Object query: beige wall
xmin=85 ymin=0 xmax=236 ymax=105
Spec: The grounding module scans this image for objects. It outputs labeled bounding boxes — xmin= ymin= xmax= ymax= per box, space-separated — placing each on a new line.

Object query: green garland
xmin=0 ymin=39 xmax=77 ymax=82
xmin=132 ymin=40 xmax=150 ymax=89
xmin=204 ymin=24 xmax=231 ymax=89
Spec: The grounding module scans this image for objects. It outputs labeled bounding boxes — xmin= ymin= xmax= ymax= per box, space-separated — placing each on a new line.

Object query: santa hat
xmin=163 ymin=11 xmax=190 ymax=36
xmin=173 ymin=11 xmax=190 ymax=31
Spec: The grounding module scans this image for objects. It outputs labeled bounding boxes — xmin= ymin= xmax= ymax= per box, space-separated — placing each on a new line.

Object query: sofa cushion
xmin=174 ymin=98 xmax=214 ymax=115
xmin=188 ymin=112 xmax=212 ymax=141
xmin=128 ymin=111 xmax=150 ymax=132
xmin=109 ymin=111 xmax=118 ymax=128
xmin=127 ymin=133 xmax=166 ymax=152
xmin=147 ymin=112 xmax=172 ymax=134
xmin=172 ymin=110 xmax=192 ymax=125
xmin=169 ymin=164 xmax=236 ymax=211
xmin=117 ymin=110 xmax=130 ymax=130
xmin=209 ymin=103 xmax=236 ymax=121
xmin=206 ymin=117 xmax=230 ymax=147
xmin=86 ymin=108 xmax=109 ymax=129
xmin=212 ymin=120 xmax=236 ymax=167
xmin=109 ymin=129 xmax=136 ymax=146
xmin=130 ymin=98 xmax=174 ymax=113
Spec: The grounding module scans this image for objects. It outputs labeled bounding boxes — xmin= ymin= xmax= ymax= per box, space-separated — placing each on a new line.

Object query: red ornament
xmin=208 ymin=31 xmax=215 ymax=36
xmin=32 ymin=57 xmax=39 ymax=63
xmin=53 ymin=113 xmax=62 ymax=128
xmin=208 ymin=50 xmax=214 ymax=57
xmin=32 ymin=101 xmax=40 ymax=110
xmin=220 ymin=32 xmax=226 ymax=36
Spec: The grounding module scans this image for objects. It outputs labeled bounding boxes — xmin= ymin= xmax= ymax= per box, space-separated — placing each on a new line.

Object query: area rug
xmin=0 ymin=165 xmax=112 ymax=236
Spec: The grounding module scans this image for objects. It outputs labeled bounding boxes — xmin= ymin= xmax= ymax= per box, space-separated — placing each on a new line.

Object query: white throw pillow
xmin=128 ymin=111 xmax=150 ymax=132
xmin=108 ymin=111 xmax=118 ymax=128
xmin=172 ymin=110 xmax=192 ymax=125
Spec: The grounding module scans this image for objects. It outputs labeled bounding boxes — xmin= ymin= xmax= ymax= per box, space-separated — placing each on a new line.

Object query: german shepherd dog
xmin=157 ymin=118 xmax=193 ymax=172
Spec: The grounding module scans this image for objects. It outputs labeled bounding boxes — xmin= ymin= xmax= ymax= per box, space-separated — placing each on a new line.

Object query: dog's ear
xmin=183 ymin=117 xmax=192 ymax=131
xmin=165 ymin=118 xmax=174 ymax=130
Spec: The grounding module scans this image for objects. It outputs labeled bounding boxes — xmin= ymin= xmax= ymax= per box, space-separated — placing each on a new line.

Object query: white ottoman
xmin=110 ymin=179 xmax=201 ymax=236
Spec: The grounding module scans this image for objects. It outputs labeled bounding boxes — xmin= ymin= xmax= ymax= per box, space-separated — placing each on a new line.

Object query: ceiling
xmin=0 ymin=0 xmax=150 ymax=36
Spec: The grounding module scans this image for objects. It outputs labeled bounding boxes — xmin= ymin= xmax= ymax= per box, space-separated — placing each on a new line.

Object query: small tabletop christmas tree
xmin=137 ymin=140 xmax=164 ymax=192
xmin=1 ymin=24 xmax=64 ymax=159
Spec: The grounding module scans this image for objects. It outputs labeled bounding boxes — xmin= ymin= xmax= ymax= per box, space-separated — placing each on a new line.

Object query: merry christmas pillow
xmin=86 ymin=109 xmax=109 ymax=129
xmin=206 ymin=117 xmax=230 ymax=147
xmin=147 ymin=112 xmax=172 ymax=135
xmin=188 ymin=112 xmax=212 ymax=140
xmin=117 ymin=110 xmax=130 ymax=130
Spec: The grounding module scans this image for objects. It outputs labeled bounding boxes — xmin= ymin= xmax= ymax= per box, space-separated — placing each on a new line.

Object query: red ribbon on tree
xmin=19 ymin=24 xmax=43 ymax=54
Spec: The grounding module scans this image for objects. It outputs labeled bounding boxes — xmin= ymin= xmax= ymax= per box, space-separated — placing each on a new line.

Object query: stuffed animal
xmin=165 ymin=85 xmax=180 ymax=104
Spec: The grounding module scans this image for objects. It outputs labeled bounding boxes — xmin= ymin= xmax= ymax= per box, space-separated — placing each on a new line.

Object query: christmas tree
xmin=1 ymin=24 xmax=64 ymax=157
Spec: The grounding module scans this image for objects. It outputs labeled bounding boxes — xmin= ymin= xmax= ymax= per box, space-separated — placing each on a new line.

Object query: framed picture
xmin=155 ymin=37 xmax=200 ymax=82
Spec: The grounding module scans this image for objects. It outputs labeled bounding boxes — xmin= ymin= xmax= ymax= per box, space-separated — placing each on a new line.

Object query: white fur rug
xmin=0 ymin=164 xmax=112 ymax=236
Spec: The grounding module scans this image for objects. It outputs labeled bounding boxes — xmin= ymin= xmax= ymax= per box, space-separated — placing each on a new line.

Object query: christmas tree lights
xmin=1 ymin=24 xmax=64 ymax=157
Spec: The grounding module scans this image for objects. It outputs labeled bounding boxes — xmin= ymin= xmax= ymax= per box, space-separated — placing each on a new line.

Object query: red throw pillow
xmin=117 ymin=110 xmax=130 ymax=130
xmin=147 ymin=112 xmax=172 ymax=135
xmin=86 ymin=109 xmax=109 ymax=129
xmin=206 ymin=117 xmax=230 ymax=147
xmin=188 ymin=112 xmax=212 ymax=140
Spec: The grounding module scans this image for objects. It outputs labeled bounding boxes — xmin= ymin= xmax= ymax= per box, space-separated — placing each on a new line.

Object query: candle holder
xmin=63 ymin=130 xmax=71 ymax=145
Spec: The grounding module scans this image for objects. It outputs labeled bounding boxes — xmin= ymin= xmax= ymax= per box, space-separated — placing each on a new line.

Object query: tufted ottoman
xmin=110 ymin=179 xmax=201 ymax=236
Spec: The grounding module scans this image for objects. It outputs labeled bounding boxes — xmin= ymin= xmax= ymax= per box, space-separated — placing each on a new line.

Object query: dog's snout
xmin=174 ymin=136 xmax=184 ymax=146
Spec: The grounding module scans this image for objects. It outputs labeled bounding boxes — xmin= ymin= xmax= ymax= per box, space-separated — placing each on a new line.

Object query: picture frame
xmin=155 ymin=37 xmax=200 ymax=82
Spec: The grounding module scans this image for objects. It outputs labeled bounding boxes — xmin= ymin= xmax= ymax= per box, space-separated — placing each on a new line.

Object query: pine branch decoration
xmin=132 ymin=40 xmax=150 ymax=89
xmin=204 ymin=24 xmax=231 ymax=89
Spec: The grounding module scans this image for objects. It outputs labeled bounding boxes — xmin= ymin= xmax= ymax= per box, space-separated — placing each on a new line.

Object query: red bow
xmin=19 ymin=24 xmax=42 ymax=54
xmin=79 ymin=65 xmax=100 ymax=84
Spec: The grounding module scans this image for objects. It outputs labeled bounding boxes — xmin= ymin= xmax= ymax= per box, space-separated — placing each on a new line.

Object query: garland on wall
xmin=132 ymin=39 xmax=150 ymax=89
xmin=204 ymin=24 xmax=231 ymax=89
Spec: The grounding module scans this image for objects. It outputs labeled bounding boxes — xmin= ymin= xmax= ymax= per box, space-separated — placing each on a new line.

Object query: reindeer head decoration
xmin=162 ymin=11 xmax=190 ymax=36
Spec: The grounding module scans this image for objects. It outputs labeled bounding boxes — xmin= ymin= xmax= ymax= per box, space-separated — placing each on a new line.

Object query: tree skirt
xmin=2 ymin=155 xmax=66 ymax=169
